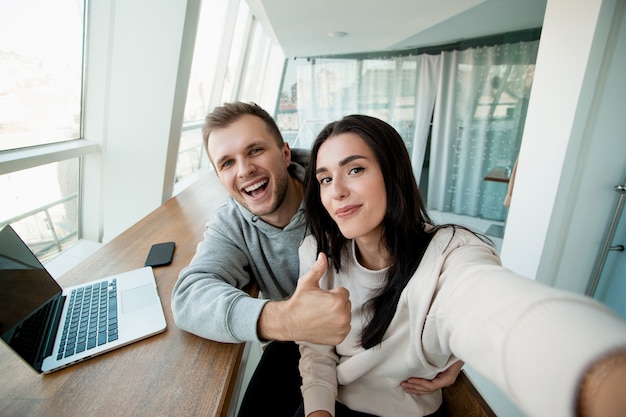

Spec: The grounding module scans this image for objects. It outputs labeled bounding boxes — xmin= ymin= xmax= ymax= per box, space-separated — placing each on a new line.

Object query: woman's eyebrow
xmin=315 ymin=166 xmax=328 ymax=175
xmin=339 ymin=154 xmax=366 ymax=166
xmin=315 ymin=154 xmax=366 ymax=175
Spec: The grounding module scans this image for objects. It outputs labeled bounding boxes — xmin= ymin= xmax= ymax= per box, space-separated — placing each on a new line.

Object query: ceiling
xmin=246 ymin=0 xmax=547 ymax=58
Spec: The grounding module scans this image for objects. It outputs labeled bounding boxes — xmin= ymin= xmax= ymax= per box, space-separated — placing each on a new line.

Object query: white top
xmin=297 ymin=228 xmax=626 ymax=417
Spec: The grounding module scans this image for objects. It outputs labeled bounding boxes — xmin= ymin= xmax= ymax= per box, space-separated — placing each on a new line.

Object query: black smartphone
xmin=144 ymin=241 xmax=175 ymax=267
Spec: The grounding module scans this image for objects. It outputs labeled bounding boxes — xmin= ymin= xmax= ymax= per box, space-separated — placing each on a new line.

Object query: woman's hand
xmin=308 ymin=411 xmax=332 ymax=417
xmin=400 ymin=360 xmax=464 ymax=395
xmin=577 ymin=348 xmax=626 ymax=417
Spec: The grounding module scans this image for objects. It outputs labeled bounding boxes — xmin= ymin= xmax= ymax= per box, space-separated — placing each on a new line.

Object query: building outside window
xmin=0 ymin=0 xmax=85 ymax=261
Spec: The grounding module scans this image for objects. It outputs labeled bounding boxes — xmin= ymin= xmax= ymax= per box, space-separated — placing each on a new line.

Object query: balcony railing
xmin=0 ymin=192 xmax=79 ymax=262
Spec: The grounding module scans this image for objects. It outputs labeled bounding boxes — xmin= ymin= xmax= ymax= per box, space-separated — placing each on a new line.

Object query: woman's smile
xmin=335 ymin=204 xmax=362 ymax=218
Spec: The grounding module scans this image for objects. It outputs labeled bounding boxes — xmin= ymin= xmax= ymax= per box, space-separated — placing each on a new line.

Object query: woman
xmin=296 ymin=114 xmax=626 ymax=417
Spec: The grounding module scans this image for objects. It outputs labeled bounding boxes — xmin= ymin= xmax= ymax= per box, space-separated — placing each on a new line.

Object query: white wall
xmin=82 ymin=0 xmax=201 ymax=242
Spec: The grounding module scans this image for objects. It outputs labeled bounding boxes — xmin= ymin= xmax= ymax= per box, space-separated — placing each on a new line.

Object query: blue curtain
xmin=428 ymin=41 xmax=539 ymax=221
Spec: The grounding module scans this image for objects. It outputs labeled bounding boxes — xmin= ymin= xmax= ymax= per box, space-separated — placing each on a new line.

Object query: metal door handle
xmin=586 ymin=179 xmax=626 ymax=296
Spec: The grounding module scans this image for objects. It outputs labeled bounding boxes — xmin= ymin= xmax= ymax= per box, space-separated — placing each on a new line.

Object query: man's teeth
xmin=245 ymin=180 xmax=268 ymax=193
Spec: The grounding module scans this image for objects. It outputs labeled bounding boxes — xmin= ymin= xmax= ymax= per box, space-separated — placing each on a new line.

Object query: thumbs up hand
xmin=258 ymin=253 xmax=351 ymax=345
xmin=291 ymin=252 xmax=331 ymax=296
xmin=289 ymin=252 xmax=352 ymax=344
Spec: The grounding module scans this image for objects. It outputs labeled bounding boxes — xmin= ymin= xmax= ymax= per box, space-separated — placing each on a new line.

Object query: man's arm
xmin=172 ymin=271 xmax=267 ymax=343
xmin=174 ymin=226 xmax=351 ymax=345
xmin=171 ymin=220 xmax=266 ymax=343
xmin=258 ymin=252 xmax=351 ymax=345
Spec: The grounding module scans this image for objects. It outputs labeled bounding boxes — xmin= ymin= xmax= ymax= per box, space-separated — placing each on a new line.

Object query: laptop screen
xmin=0 ymin=225 xmax=63 ymax=369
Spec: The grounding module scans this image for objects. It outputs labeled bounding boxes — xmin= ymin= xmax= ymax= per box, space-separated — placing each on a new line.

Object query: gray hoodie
xmin=171 ymin=149 xmax=310 ymax=343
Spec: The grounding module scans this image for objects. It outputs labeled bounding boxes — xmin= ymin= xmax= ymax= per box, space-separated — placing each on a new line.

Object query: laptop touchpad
xmin=121 ymin=284 xmax=158 ymax=313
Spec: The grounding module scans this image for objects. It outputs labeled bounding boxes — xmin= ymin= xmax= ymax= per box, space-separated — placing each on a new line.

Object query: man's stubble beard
xmin=241 ymin=171 xmax=290 ymax=218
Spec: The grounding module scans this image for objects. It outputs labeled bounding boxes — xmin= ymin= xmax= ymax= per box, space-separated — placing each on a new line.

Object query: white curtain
xmin=293 ymin=59 xmax=359 ymax=149
xmin=410 ymin=54 xmax=441 ymax=184
xmin=291 ymin=55 xmax=441 ymax=177
xmin=428 ymin=41 xmax=539 ymax=221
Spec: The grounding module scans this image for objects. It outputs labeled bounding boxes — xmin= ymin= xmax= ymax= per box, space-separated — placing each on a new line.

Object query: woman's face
xmin=315 ymin=132 xmax=387 ymax=244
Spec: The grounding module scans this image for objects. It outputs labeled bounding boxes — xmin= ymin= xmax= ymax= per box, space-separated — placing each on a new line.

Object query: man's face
xmin=208 ymin=114 xmax=291 ymax=220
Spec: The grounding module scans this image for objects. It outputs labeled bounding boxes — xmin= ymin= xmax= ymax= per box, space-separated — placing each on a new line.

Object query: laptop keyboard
xmin=57 ymin=279 xmax=119 ymax=360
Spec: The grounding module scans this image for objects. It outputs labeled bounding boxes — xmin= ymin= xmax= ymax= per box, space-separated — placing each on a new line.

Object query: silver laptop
xmin=0 ymin=225 xmax=167 ymax=373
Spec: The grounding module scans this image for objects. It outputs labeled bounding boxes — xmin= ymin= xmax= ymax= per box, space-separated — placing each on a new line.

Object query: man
xmin=171 ymin=102 xmax=461 ymax=417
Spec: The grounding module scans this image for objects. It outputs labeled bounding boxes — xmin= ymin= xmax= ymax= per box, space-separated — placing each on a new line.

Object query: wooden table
xmin=0 ymin=173 xmax=243 ymax=417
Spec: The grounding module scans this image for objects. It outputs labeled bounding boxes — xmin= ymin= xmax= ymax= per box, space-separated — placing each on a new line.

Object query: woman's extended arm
xmin=430 ymin=232 xmax=626 ymax=417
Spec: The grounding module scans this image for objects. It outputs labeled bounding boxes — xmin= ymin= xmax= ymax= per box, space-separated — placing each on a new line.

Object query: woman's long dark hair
xmin=304 ymin=114 xmax=436 ymax=349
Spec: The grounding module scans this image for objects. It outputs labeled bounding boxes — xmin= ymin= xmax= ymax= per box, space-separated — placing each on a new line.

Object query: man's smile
xmin=243 ymin=179 xmax=269 ymax=197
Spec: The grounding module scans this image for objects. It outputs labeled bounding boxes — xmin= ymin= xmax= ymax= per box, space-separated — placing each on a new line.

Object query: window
xmin=220 ymin=1 xmax=251 ymax=103
xmin=0 ymin=159 xmax=80 ymax=262
xmin=239 ymin=19 xmax=284 ymax=105
xmin=0 ymin=0 xmax=86 ymax=260
xmin=0 ymin=0 xmax=84 ymax=151
xmin=174 ymin=0 xmax=285 ymax=190
xmin=176 ymin=0 xmax=230 ymax=186
xmin=182 ymin=0 xmax=230 ymax=124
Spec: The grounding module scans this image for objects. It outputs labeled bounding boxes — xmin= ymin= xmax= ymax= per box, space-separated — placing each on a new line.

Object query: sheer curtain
xmin=410 ymin=54 xmax=440 ymax=184
xmin=287 ymin=54 xmax=440 ymax=178
xmin=292 ymin=59 xmax=359 ymax=148
xmin=428 ymin=41 xmax=539 ymax=221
